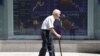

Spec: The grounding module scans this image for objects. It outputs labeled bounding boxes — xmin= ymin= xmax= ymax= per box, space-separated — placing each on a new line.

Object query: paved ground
xmin=0 ymin=40 xmax=100 ymax=53
xmin=0 ymin=52 xmax=100 ymax=56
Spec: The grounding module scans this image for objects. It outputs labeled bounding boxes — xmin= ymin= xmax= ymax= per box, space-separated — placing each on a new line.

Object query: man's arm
xmin=49 ymin=28 xmax=61 ymax=39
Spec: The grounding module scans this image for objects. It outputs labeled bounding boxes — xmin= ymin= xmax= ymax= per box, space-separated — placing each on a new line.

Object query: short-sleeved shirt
xmin=41 ymin=15 xmax=55 ymax=30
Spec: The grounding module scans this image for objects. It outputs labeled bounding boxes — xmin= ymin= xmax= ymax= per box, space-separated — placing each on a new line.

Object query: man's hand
xmin=56 ymin=34 xmax=61 ymax=39
xmin=50 ymin=28 xmax=62 ymax=39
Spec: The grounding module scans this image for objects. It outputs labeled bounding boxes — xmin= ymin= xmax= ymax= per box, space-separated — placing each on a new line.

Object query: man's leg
xmin=47 ymin=35 xmax=55 ymax=56
xmin=39 ymin=31 xmax=48 ymax=56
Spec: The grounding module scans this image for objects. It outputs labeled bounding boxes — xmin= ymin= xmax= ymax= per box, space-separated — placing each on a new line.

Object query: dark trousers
xmin=39 ymin=30 xmax=55 ymax=56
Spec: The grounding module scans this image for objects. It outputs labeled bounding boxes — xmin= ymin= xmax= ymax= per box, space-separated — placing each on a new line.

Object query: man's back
xmin=41 ymin=15 xmax=55 ymax=30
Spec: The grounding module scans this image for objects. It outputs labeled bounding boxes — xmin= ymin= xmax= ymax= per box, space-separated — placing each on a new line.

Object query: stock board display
xmin=14 ymin=0 xmax=87 ymax=37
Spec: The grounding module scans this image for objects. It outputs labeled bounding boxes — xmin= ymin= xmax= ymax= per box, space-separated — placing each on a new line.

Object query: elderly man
xmin=39 ymin=9 xmax=62 ymax=56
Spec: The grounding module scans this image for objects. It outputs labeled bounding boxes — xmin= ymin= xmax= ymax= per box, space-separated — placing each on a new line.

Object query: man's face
xmin=56 ymin=12 xmax=61 ymax=18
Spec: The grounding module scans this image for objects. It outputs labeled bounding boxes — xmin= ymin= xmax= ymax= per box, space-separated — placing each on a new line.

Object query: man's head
xmin=52 ymin=9 xmax=61 ymax=19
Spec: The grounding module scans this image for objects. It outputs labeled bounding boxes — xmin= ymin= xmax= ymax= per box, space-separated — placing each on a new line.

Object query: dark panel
xmin=0 ymin=0 xmax=3 ymax=5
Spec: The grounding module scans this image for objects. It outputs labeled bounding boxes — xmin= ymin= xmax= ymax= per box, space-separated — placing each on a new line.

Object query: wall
xmin=0 ymin=5 xmax=3 ymax=38
xmin=0 ymin=0 xmax=8 ymax=39
xmin=94 ymin=0 xmax=100 ymax=39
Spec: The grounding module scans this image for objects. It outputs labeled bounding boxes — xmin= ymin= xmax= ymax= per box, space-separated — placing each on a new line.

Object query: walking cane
xmin=58 ymin=38 xmax=62 ymax=56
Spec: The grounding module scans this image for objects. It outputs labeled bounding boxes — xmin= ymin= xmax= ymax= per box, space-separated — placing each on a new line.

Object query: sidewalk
xmin=0 ymin=40 xmax=100 ymax=53
xmin=0 ymin=52 xmax=99 ymax=56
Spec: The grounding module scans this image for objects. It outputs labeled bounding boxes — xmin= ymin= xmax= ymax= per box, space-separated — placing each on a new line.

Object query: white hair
xmin=52 ymin=9 xmax=61 ymax=15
